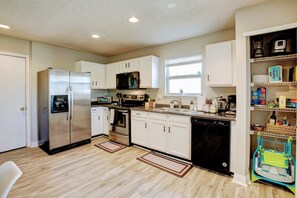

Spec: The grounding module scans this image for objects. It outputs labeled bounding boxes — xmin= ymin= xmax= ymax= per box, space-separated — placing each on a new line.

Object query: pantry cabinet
xmin=139 ymin=56 xmax=159 ymax=88
xmin=105 ymin=62 xmax=119 ymax=89
xmin=119 ymin=58 xmax=139 ymax=73
xmin=249 ymin=29 xmax=297 ymax=141
xmin=206 ymin=40 xmax=236 ymax=87
xmin=76 ymin=61 xmax=105 ymax=89
xmin=131 ymin=110 xmax=191 ymax=160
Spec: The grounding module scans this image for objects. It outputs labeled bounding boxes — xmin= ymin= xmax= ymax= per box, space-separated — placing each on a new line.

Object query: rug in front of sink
xmin=137 ymin=152 xmax=192 ymax=177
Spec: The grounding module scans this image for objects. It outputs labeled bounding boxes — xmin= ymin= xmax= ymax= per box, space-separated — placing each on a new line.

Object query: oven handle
xmin=117 ymin=110 xmax=129 ymax=113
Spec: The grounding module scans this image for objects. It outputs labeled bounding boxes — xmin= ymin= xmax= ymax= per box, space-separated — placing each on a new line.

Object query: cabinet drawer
xmin=149 ymin=112 xmax=167 ymax=120
xmin=168 ymin=115 xmax=190 ymax=123
xmin=131 ymin=110 xmax=149 ymax=118
xmin=91 ymin=107 xmax=100 ymax=113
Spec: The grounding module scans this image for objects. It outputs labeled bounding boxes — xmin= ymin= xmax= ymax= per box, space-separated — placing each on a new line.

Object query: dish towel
xmin=109 ymin=109 xmax=115 ymax=124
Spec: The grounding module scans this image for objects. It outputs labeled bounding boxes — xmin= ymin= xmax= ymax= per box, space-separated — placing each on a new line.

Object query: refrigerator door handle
xmin=66 ymin=86 xmax=71 ymax=120
xmin=71 ymin=87 xmax=74 ymax=120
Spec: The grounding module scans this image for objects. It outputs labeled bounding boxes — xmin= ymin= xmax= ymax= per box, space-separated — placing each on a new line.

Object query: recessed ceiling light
xmin=0 ymin=24 xmax=10 ymax=29
xmin=91 ymin=34 xmax=100 ymax=39
xmin=167 ymin=2 xmax=177 ymax=8
xmin=129 ymin=17 xmax=139 ymax=23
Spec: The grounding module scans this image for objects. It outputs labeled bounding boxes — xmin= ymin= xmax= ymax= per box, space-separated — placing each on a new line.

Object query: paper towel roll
xmin=197 ymin=96 xmax=206 ymax=111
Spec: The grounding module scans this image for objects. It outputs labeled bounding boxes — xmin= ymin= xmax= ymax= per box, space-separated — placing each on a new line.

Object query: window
xmin=165 ymin=55 xmax=202 ymax=96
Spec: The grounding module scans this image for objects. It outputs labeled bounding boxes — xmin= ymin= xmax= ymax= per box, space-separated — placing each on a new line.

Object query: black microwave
xmin=116 ymin=72 xmax=139 ymax=90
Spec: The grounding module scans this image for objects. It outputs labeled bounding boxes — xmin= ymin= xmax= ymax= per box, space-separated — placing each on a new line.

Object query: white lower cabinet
xmin=91 ymin=107 xmax=109 ymax=136
xmin=167 ymin=120 xmax=191 ymax=160
xmin=131 ymin=110 xmax=191 ymax=160
xmin=103 ymin=107 xmax=109 ymax=135
xmin=149 ymin=115 xmax=167 ymax=153
xmin=131 ymin=111 xmax=149 ymax=147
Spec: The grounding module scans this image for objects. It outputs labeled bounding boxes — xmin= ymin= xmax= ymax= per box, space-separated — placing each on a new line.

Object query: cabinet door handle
xmin=128 ymin=62 xmax=130 ymax=67
xmin=136 ymin=113 xmax=140 ymax=115
xmin=95 ymin=81 xmax=97 ymax=86
xmin=92 ymin=81 xmax=94 ymax=85
xmin=163 ymin=126 xmax=165 ymax=132
xmin=98 ymin=116 xmax=100 ymax=120
xmin=145 ymin=122 xmax=147 ymax=128
xmin=168 ymin=126 xmax=170 ymax=133
xmin=207 ymin=75 xmax=209 ymax=81
xmin=107 ymin=116 xmax=108 ymax=121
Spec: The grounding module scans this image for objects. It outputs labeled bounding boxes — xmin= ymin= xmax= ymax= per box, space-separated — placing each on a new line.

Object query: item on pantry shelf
xmin=266 ymin=100 xmax=275 ymax=107
xmin=252 ymin=35 xmax=264 ymax=58
xmin=257 ymin=87 xmax=266 ymax=105
xmin=251 ymin=91 xmax=260 ymax=105
xmin=276 ymin=98 xmax=297 ymax=108
xmin=251 ymin=124 xmax=264 ymax=131
xmin=279 ymin=95 xmax=286 ymax=108
xmin=252 ymin=75 xmax=269 ymax=83
xmin=269 ymin=111 xmax=277 ymax=125
xmin=266 ymin=100 xmax=276 ymax=108
xmin=283 ymin=116 xmax=289 ymax=126
xmin=283 ymin=66 xmax=294 ymax=82
xmin=268 ymin=65 xmax=282 ymax=82
xmin=266 ymin=123 xmax=296 ymax=135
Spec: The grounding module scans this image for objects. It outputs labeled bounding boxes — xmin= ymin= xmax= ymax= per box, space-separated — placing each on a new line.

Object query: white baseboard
xmin=232 ymin=173 xmax=249 ymax=186
xmin=30 ymin=141 xmax=39 ymax=148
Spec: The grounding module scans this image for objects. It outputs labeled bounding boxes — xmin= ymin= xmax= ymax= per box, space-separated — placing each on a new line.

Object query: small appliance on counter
xmin=218 ymin=97 xmax=228 ymax=111
xmin=97 ymin=96 xmax=113 ymax=104
xmin=225 ymin=95 xmax=236 ymax=115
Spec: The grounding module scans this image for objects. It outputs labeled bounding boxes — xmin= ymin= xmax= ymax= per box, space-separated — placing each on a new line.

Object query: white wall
xmin=108 ymin=29 xmax=236 ymax=106
xmin=0 ymin=34 xmax=108 ymax=145
xmin=233 ymin=0 xmax=297 ymax=185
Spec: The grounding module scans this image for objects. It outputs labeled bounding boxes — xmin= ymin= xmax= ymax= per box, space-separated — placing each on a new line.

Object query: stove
xmin=109 ymin=94 xmax=147 ymax=146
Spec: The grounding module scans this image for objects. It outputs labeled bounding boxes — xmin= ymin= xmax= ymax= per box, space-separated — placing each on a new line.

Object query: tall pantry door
xmin=0 ymin=54 xmax=26 ymax=152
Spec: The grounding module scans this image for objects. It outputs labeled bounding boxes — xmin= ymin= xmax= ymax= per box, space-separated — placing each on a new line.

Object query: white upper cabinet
xmin=119 ymin=58 xmax=139 ymax=73
xmin=206 ymin=40 xmax=236 ymax=87
xmin=76 ymin=61 xmax=106 ymax=89
xmin=105 ymin=62 xmax=119 ymax=89
xmin=139 ymin=55 xmax=159 ymax=88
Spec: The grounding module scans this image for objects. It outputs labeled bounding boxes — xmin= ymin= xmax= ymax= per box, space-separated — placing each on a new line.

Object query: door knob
xmin=20 ymin=107 xmax=25 ymax=111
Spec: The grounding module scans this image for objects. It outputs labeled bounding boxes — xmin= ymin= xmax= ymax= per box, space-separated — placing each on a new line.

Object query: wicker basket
xmin=266 ymin=123 xmax=297 ymax=135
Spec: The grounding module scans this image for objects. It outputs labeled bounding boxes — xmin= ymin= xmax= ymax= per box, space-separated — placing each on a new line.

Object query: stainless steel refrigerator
xmin=38 ymin=68 xmax=91 ymax=154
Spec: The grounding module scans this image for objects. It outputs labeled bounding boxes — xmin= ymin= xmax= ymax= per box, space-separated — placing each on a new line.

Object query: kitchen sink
xmin=153 ymin=107 xmax=192 ymax=113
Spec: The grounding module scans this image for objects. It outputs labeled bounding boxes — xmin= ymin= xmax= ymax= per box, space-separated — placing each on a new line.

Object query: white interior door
xmin=0 ymin=54 xmax=26 ymax=152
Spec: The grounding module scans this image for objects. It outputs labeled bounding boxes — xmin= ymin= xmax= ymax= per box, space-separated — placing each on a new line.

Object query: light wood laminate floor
xmin=0 ymin=137 xmax=293 ymax=198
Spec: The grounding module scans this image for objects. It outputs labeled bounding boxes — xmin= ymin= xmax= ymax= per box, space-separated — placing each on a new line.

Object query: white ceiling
xmin=0 ymin=0 xmax=269 ymax=56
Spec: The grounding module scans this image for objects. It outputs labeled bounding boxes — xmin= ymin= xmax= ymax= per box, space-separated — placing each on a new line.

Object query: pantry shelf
xmin=250 ymin=53 xmax=297 ymax=63
xmin=251 ymin=81 xmax=297 ymax=87
xmin=251 ymin=106 xmax=297 ymax=112
xmin=250 ymin=130 xmax=296 ymax=140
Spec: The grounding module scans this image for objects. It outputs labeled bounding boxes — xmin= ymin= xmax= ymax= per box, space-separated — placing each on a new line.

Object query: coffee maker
xmin=227 ymin=95 xmax=236 ymax=112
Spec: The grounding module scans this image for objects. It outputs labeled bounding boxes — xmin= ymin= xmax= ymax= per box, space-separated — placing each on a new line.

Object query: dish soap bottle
xmin=190 ymin=100 xmax=194 ymax=111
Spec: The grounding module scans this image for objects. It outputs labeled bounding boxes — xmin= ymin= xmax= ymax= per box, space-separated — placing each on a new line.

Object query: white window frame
xmin=165 ymin=55 xmax=203 ymax=96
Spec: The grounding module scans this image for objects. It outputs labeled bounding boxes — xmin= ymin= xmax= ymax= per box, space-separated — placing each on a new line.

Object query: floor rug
xmin=95 ymin=141 xmax=126 ymax=153
xmin=137 ymin=152 xmax=192 ymax=177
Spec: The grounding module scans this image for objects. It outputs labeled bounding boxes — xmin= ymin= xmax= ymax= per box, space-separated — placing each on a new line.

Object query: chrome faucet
xmin=171 ymin=98 xmax=182 ymax=108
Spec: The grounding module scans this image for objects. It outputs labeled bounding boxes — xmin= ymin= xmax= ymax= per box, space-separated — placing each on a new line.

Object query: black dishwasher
xmin=191 ymin=118 xmax=231 ymax=175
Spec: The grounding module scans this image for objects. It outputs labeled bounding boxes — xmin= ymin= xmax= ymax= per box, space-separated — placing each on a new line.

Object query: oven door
xmin=111 ymin=109 xmax=129 ymax=135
